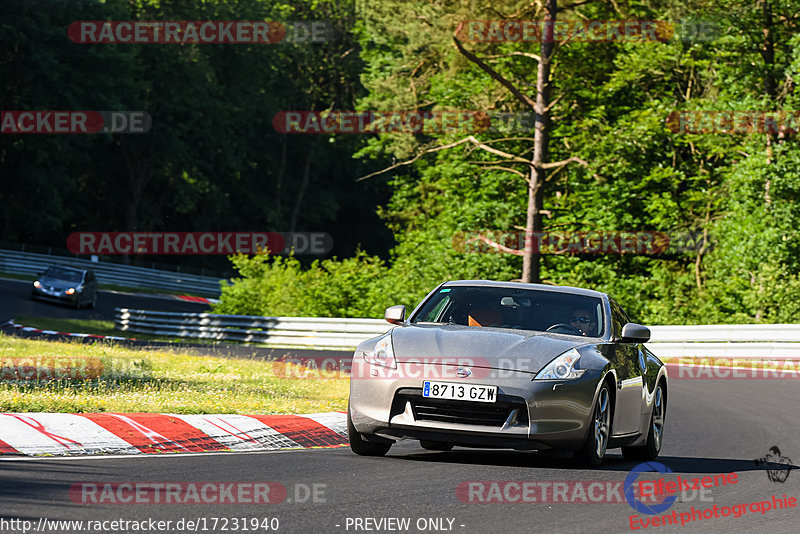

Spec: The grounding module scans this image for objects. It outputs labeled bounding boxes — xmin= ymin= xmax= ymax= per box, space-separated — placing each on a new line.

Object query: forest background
xmin=4 ymin=0 xmax=800 ymax=324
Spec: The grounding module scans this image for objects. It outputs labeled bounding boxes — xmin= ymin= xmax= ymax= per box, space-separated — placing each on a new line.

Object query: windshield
xmin=43 ymin=267 xmax=84 ymax=283
xmin=411 ymin=285 xmax=605 ymax=337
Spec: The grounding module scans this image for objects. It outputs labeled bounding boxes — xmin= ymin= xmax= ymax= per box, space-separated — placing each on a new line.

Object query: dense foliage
xmin=5 ymin=1 xmax=800 ymax=323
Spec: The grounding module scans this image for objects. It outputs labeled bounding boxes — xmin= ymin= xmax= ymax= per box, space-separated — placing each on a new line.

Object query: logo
xmin=66 ymin=231 xmax=333 ymax=256
xmin=1 ymin=111 xmax=151 ymax=134
xmin=455 ymin=368 xmax=472 ymax=378
xmin=67 ymin=21 xmax=332 ymax=44
xmin=625 ymin=462 xmax=677 ymax=514
xmin=754 ymin=446 xmax=793 ymax=483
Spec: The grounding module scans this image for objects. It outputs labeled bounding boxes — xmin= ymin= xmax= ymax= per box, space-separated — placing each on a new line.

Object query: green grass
xmin=15 ymin=315 xmax=192 ymax=343
xmin=14 ymin=315 xmax=357 ymax=350
xmin=0 ymin=271 xmax=39 ymax=282
xmin=0 ymin=334 xmax=349 ymax=414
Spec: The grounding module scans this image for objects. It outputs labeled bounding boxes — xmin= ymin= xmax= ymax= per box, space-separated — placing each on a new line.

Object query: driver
xmin=468 ymin=305 xmax=503 ymax=327
xmin=569 ymin=308 xmax=597 ymax=337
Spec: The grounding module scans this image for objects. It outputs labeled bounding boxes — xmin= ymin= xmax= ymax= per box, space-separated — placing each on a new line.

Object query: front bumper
xmin=31 ymin=288 xmax=79 ymax=305
xmin=349 ymin=357 xmax=601 ymax=451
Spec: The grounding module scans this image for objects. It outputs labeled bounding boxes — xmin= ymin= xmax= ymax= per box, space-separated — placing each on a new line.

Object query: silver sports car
xmin=347 ymin=280 xmax=667 ymax=466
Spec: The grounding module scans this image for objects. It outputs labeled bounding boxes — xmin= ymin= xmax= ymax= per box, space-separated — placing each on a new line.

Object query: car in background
xmin=347 ymin=280 xmax=667 ymax=467
xmin=31 ymin=266 xmax=98 ymax=309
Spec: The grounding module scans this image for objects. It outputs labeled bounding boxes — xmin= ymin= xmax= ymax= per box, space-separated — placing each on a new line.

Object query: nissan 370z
xmin=347 ymin=280 xmax=667 ymax=466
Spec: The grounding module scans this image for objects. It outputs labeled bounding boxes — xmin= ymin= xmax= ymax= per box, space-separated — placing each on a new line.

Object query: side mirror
xmin=384 ymin=305 xmax=405 ymax=325
xmin=621 ymin=323 xmax=650 ymax=343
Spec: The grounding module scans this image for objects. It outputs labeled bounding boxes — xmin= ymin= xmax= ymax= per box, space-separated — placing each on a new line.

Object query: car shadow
xmin=390 ymin=448 xmax=774 ymax=474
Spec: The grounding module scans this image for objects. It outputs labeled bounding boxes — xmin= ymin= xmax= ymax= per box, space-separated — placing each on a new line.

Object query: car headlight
xmin=33 ymin=280 xmax=41 ymax=288
xmin=65 ymin=288 xmax=76 ymax=295
xmin=363 ymin=335 xmax=397 ymax=369
xmin=534 ymin=348 xmax=586 ymax=380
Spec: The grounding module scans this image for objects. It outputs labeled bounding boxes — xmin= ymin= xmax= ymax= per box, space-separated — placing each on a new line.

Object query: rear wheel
xmin=622 ymin=382 xmax=665 ymax=461
xmin=347 ymin=403 xmax=391 ymax=457
xmin=420 ymin=440 xmax=454 ymax=451
xmin=576 ymin=383 xmax=611 ymax=467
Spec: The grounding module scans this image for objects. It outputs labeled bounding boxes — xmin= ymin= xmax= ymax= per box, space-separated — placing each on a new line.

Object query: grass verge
xmin=14 ymin=315 xmax=194 ymax=343
xmin=13 ymin=315 xmax=245 ymax=345
xmin=13 ymin=315 xmax=347 ymax=349
xmin=0 ymin=334 xmax=349 ymax=414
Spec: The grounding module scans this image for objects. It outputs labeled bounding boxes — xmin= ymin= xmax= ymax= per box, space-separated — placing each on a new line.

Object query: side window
xmin=422 ymin=295 xmax=450 ymax=322
xmin=609 ymin=299 xmax=630 ymax=340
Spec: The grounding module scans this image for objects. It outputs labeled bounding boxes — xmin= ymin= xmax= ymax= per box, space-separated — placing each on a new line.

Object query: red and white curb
xmin=176 ymin=295 xmax=219 ymax=304
xmin=0 ymin=412 xmax=347 ymax=456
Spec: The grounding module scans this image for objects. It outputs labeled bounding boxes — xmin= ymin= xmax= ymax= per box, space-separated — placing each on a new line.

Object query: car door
xmin=87 ymin=271 xmax=97 ymax=295
xmin=609 ymin=299 xmax=645 ymax=436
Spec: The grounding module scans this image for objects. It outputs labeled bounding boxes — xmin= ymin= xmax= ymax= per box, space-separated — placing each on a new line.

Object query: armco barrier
xmin=113 ymin=308 xmax=800 ymax=355
xmin=648 ymin=324 xmax=800 ymax=359
xmin=0 ymin=249 xmax=224 ymax=297
xmin=115 ymin=308 xmax=390 ymax=348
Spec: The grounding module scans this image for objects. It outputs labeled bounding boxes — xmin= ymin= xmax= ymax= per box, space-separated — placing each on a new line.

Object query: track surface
xmin=2 ymin=379 xmax=798 ymax=534
xmin=0 ymin=279 xmax=210 ymax=322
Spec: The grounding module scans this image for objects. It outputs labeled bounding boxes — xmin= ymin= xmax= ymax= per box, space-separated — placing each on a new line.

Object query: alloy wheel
xmin=594 ymin=387 xmax=610 ymax=458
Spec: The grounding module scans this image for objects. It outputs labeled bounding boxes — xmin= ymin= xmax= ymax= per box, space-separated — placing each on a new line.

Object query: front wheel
xmin=576 ymin=383 xmax=611 ymax=467
xmin=622 ymin=382 xmax=665 ymax=461
xmin=347 ymin=404 xmax=391 ymax=457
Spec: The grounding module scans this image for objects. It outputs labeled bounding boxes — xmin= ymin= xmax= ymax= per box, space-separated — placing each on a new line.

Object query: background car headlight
xmin=363 ymin=335 xmax=397 ymax=369
xmin=65 ymin=288 xmax=76 ymax=295
xmin=33 ymin=280 xmax=41 ymax=288
xmin=534 ymin=348 xmax=586 ymax=380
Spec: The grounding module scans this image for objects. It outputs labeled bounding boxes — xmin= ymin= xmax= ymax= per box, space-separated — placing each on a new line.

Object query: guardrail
xmin=648 ymin=325 xmax=800 ymax=359
xmin=0 ymin=249 xmax=225 ymax=297
xmin=114 ymin=308 xmax=390 ymax=348
xmin=114 ymin=308 xmax=800 ymax=355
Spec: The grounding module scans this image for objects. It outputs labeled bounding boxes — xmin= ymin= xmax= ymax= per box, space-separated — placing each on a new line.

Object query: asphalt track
xmin=1 ymin=379 xmax=798 ymax=534
xmin=0 ymin=279 xmax=211 ymax=322
xmin=0 ymin=278 xmax=355 ymax=361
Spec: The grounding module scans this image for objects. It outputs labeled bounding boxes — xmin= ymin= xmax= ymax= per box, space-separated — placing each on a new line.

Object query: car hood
xmin=37 ymin=277 xmax=79 ymax=290
xmin=390 ymin=324 xmax=591 ymax=374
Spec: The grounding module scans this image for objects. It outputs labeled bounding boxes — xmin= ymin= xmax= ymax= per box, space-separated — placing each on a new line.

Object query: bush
xmin=212 ymin=252 xmax=395 ymax=318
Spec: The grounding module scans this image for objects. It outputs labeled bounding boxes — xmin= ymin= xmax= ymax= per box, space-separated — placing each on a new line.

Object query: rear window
xmin=411 ymin=285 xmax=605 ymax=337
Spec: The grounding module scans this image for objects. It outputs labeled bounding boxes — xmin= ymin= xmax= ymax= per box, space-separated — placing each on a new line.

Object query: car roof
xmin=441 ymin=280 xmax=608 ymax=299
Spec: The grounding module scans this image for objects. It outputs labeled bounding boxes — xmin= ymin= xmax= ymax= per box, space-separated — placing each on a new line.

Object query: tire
xmin=576 ymin=382 xmax=612 ymax=468
xmin=73 ymin=296 xmax=81 ymax=309
xmin=347 ymin=403 xmax=391 ymax=457
xmin=622 ymin=382 xmax=665 ymax=461
xmin=88 ymin=292 xmax=97 ymax=309
xmin=420 ymin=440 xmax=454 ymax=451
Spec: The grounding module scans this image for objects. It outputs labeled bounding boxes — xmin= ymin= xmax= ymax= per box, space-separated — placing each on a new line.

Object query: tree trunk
xmin=289 ymin=140 xmax=316 ymax=234
xmin=121 ymin=141 xmax=152 ymax=265
xmin=521 ymin=0 xmax=556 ymax=284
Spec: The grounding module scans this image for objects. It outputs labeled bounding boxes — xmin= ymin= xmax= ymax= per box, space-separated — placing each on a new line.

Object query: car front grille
xmin=391 ymin=388 xmax=529 ymax=428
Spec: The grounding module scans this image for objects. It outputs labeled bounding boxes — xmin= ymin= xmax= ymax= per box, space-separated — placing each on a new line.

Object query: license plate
xmin=422 ymin=381 xmax=497 ymax=403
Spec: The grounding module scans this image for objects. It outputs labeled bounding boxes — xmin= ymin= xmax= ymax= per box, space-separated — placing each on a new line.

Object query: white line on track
xmin=0 ymin=446 xmax=347 ymax=462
